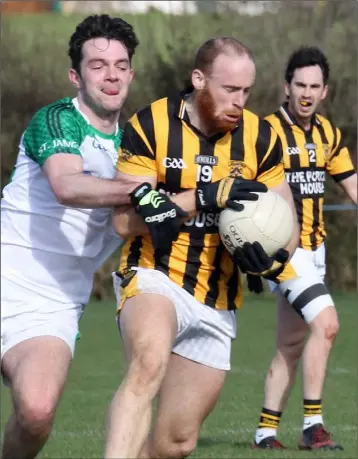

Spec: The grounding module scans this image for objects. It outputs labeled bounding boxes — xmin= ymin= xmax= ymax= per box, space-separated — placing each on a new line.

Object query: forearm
xmin=55 ymin=174 xmax=136 ymax=208
xmin=285 ymin=218 xmax=300 ymax=259
xmin=170 ymin=190 xmax=197 ymax=218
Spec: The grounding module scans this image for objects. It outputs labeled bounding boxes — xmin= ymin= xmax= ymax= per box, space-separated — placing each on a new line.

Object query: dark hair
xmin=68 ymin=14 xmax=139 ymax=73
xmin=194 ymin=37 xmax=254 ymax=75
xmin=285 ymin=46 xmax=330 ymax=85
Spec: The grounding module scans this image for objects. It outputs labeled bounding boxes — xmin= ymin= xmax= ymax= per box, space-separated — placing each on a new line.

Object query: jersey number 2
xmin=308 ymin=149 xmax=316 ymax=163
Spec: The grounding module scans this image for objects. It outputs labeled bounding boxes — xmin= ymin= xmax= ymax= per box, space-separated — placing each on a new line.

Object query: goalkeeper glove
xmin=130 ymin=183 xmax=188 ymax=252
xmin=195 ymin=177 xmax=267 ymax=212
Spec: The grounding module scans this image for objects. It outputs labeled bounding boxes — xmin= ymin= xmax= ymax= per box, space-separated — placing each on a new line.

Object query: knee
xmin=322 ymin=318 xmax=339 ymax=344
xmin=311 ymin=310 xmax=340 ymax=344
xmin=128 ymin=350 xmax=167 ymax=396
xmin=276 ymin=336 xmax=306 ymax=369
xmin=153 ymin=431 xmax=198 ymax=459
xmin=17 ymin=393 xmax=57 ymax=437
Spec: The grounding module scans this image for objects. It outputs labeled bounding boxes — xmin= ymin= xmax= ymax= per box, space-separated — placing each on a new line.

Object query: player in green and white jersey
xmin=0 ymin=15 xmax=139 ymax=458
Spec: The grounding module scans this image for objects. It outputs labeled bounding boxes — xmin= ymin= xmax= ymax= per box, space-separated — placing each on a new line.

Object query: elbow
xmin=113 ymin=220 xmax=129 ymax=239
xmin=112 ymin=208 xmax=131 ymax=239
xmin=114 ymin=225 xmax=130 ymax=239
xmin=53 ymin=184 xmax=76 ymax=206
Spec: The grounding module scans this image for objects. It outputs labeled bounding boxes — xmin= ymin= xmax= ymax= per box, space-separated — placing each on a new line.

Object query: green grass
xmin=1 ymin=292 xmax=356 ymax=457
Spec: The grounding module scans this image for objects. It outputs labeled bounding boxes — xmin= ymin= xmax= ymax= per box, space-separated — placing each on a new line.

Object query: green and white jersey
xmin=1 ymin=97 xmax=123 ymax=304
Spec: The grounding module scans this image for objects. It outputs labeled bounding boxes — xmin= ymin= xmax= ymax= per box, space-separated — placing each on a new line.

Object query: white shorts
xmin=1 ymin=277 xmax=84 ymax=360
xmin=268 ymin=243 xmax=334 ymax=323
xmin=113 ymin=268 xmax=237 ymax=371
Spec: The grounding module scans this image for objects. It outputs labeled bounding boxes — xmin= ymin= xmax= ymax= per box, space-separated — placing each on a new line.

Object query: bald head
xmin=194 ymin=37 xmax=254 ymax=76
xmin=189 ymin=37 xmax=256 ymax=137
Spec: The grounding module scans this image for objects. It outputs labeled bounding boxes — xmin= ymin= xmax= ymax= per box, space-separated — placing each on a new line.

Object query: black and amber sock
xmin=303 ymin=399 xmax=322 ymax=417
xmin=258 ymin=407 xmax=282 ymax=430
xmin=303 ymin=399 xmax=323 ymax=430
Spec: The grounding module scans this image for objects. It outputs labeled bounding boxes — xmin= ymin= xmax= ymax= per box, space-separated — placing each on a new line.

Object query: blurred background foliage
xmin=1 ymin=0 xmax=356 ymax=296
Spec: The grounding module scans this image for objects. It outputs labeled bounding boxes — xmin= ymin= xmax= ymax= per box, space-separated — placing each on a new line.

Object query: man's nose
xmin=303 ymin=86 xmax=311 ymax=98
xmin=106 ymin=66 xmax=119 ymax=81
xmin=232 ymin=93 xmax=244 ymax=109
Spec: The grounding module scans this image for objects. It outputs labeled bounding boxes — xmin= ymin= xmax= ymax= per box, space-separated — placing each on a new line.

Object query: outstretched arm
xmin=44 ymin=154 xmax=140 ymax=208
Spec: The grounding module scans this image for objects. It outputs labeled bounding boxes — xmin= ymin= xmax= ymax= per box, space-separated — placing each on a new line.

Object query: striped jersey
xmin=266 ymin=103 xmax=355 ymax=250
xmin=116 ymin=89 xmax=286 ymax=310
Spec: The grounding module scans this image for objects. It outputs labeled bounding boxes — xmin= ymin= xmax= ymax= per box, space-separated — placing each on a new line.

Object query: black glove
xmin=246 ymin=274 xmax=264 ymax=294
xmin=195 ymin=177 xmax=267 ymax=212
xmin=234 ymin=241 xmax=289 ymax=279
xmin=130 ymin=183 xmax=188 ymax=251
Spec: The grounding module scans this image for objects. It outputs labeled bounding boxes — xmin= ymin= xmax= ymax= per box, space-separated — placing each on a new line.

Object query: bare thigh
xmin=119 ymin=293 xmax=178 ymax=360
xmin=118 ymin=293 xmax=179 ymax=394
xmin=152 ymin=354 xmax=226 ymax=445
xmin=2 ymin=336 xmax=72 ymax=417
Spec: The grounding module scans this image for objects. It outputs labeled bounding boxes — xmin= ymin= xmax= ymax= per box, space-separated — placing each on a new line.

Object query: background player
xmin=103 ymin=37 xmax=299 ymax=458
xmin=252 ymin=46 xmax=357 ymax=451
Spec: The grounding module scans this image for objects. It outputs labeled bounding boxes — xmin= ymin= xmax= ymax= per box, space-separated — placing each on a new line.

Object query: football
xmin=219 ymin=190 xmax=294 ymax=257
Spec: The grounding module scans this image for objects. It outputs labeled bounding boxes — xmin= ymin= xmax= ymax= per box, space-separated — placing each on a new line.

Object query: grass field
xmin=1 ymin=292 xmax=356 ymax=458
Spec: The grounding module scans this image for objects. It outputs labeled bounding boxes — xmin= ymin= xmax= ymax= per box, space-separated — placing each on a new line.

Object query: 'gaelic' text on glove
xmin=195 ymin=177 xmax=267 ymax=212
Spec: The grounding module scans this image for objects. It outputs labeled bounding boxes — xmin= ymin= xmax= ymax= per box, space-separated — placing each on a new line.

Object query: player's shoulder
xmin=242 ymin=109 xmax=276 ymax=144
xmin=242 ymin=108 xmax=260 ymax=123
xmin=128 ymin=97 xmax=169 ymax=129
xmin=243 ymin=109 xmax=274 ymax=130
xmin=264 ymin=111 xmax=279 ymax=123
xmin=315 ymin=113 xmax=339 ymax=133
xmin=30 ymin=97 xmax=75 ymax=123
xmin=264 ymin=110 xmax=282 ymax=129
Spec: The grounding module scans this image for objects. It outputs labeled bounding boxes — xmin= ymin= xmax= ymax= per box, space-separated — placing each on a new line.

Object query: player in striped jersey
xmin=103 ymin=38 xmax=299 ymax=458
xmin=253 ymin=47 xmax=357 ymax=451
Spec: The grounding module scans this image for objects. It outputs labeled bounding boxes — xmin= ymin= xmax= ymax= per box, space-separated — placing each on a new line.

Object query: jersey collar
xmin=172 ymin=86 xmax=193 ymax=122
xmin=279 ymin=102 xmax=321 ymax=128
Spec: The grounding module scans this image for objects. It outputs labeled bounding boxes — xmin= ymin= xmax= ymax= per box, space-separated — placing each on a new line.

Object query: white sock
xmin=255 ymin=427 xmax=277 ymax=444
xmin=303 ymin=414 xmax=324 ymax=430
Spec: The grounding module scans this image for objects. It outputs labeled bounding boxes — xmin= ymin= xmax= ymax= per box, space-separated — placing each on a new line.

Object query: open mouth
xmin=224 ymin=113 xmax=241 ymax=122
xmin=300 ymin=101 xmax=312 ymax=107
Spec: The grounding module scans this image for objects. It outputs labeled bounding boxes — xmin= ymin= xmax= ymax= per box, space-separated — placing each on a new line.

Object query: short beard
xmin=195 ymin=86 xmax=241 ymax=135
xmin=81 ymin=83 xmax=122 ymax=119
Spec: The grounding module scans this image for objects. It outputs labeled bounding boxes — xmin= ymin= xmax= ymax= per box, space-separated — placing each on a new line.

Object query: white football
xmin=219 ymin=190 xmax=294 ymax=257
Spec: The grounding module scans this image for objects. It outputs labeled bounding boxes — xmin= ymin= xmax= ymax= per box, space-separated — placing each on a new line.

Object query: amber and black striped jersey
xmin=266 ymin=103 xmax=355 ymax=251
xmin=116 ymin=89 xmax=286 ymax=310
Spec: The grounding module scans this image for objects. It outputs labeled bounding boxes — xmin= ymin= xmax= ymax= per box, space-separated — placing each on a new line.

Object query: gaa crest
xmin=121 ymin=148 xmax=133 ymax=162
xmin=322 ymin=144 xmax=330 ymax=162
xmin=229 ymin=160 xmax=246 ymax=177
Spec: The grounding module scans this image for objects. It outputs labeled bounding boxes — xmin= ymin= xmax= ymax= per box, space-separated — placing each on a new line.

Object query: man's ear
xmin=192 ymin=69 xmax=205 ymax=90
xmin=69 ymin=68 xmax=82 ymax=90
